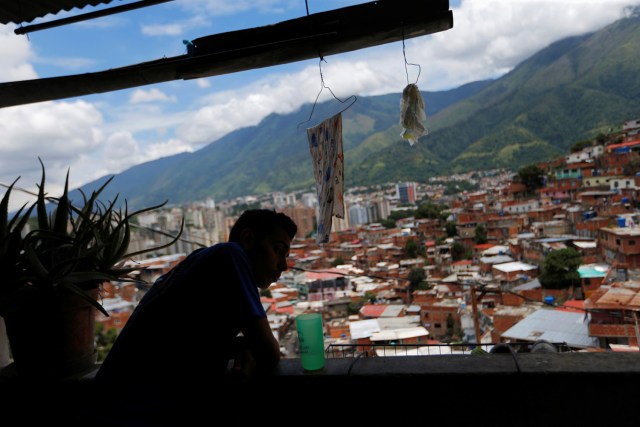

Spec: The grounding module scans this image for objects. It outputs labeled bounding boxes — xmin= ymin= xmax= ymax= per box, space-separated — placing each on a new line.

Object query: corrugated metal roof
xmin=513 ymin=278 xmax=541 ymax=290
xmin=370 ymin=326 xmax=429 ymax=341
xmin=501 ymin=309 xmax=598 ymax=349
xmin=349 ymin=319 xmax=381 ymax=340
xmin=492 ymin=261 xmax=538 ymax=273
xmin=0 ymin=0 xmax=113 ymax=25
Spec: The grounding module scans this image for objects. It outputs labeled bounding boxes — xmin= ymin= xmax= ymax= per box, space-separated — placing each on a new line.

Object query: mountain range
xmin=73 ymin=11 xmax=640 ymax=210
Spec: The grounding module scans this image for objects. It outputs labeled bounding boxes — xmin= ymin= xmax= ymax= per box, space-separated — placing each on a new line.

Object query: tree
xmin=474 ymin=224 xmax=488 ymax=244
xmin=405 ymin=238 xmax=419 ymax=258
xmin=408 ymin=267 xmax=426 ymax=290
xmin=348 ymin=291 xmax=377 ymax=314
xmin=451 ymin=241 xmax=466 ymax=261
xmin=539 ymin=248 xmax=582 ymax=290
xmin=260 ymin=289 xmax=272 ymax=298
xmin=389 ymin=209 xmax=416 ymax=222
xmin=517 ymin=164 xmax=545 ymax=194
xmin=331 ymin=256 xmax=345 ymax=267
xmin=446 ymin=313 xmax=456 ymax=339
xmin=380 ymin=218 xmax=397 ymax=229
xmin=407 ymin=267 xmax=428 ymax=303
xmin=95 ymin=323 xmax=119 ymax=362
xmin=445 ymin=221 xmax=458 ymax=237
xmin=364 ymin=291 xmax=376 ymax=304
xmin=570 ymin=139 xmax=592 ymax=153
xmin=416 ymin=202 xmax=447 ymax=220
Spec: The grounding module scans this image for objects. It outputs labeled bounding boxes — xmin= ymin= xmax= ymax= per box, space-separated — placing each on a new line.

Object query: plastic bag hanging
xmin=399 ymin=83 xmax=427 ymax=146
xmin=307 ymin=113 xmax=345 ymax=243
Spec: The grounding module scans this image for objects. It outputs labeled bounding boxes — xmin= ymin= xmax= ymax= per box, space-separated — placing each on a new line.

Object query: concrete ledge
xmin=2 ymin=353 xmax=639 ymax=425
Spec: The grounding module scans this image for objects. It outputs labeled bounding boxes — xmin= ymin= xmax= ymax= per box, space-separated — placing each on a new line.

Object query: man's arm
xmin=240 ymin=316 xmax=281 ymax=374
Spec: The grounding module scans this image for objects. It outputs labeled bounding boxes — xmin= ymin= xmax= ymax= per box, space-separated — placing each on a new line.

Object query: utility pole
xmin=632 ymin=311 xmax=640 ymax=351
xmin=470 ymin=283 xmax=483 ymax=345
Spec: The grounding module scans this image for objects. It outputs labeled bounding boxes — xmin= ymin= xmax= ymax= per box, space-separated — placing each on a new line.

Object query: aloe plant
xmin=0 ymin=158 xmax=184 ymax=318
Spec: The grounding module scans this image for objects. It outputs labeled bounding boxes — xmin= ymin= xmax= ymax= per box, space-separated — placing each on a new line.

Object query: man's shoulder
xmin=187 ymin=242 xmax=247 ymax=268
xmin=199 ymin=242 xmax=244 ymax=258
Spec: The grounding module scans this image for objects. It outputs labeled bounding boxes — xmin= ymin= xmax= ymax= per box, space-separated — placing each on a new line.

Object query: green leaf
xmin=52 ymin=169 xmax=71 ymax=235
xmin=36 ymin=157 xmax=50 ymax=231
xmin=58 ymin=281 xmax=109 ymax=317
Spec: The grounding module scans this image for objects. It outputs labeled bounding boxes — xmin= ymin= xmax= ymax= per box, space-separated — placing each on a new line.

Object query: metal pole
xmin=632 ymin=311 xmax=640 ymax=351
xmin=470 ymin=284 xmax=483 ymax=345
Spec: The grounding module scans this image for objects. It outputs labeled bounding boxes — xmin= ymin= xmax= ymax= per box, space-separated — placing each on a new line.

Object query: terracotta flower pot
xmin=4 ymin=288 xmax=98 ymax=380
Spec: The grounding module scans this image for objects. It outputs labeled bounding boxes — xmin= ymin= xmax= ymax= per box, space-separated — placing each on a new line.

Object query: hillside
xmin=73 ymin=12 xmax=640 ymax=209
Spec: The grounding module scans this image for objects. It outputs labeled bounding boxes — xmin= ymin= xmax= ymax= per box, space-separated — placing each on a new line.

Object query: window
xmin=616 ymin=239 xmax=621 ymax=245
xmin=630 ymin=240 xmax=636 ymax=245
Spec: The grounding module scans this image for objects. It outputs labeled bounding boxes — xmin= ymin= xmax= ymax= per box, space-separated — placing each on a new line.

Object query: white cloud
xmin=180 ymin=0 xmax=299 ymax=16
xmin=130 ymin=88 xmax=177 ymax=104
xmin=0 ymin=26 xmax=37 ymax=81
xmin=101 ymin=132 xmax=145 ymax=170
xmin=407 ymin=0 xmax=640 ymax=91
xmin=147 ymin=138 xmax=194 ymax=158
xmin=171 ymin=0 xmax=640 ymax=149
xmin=0 ymin=101 xmax=105 ymax=206
xmin=141 ymin=23 xmax=184 ymax=36
xmin=196 ymin=79 xmax=211 ymax=88
xmin=2 ymin=0 xmax=640 ymax=211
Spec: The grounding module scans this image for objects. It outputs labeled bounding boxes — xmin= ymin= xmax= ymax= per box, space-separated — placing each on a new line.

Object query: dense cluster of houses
xmin=99 ymin=117 xmax=640 ymax=356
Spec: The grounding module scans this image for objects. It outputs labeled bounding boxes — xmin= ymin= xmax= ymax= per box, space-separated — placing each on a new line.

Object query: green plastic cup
xmin=295 ymin=313 xmax=325 ymax=371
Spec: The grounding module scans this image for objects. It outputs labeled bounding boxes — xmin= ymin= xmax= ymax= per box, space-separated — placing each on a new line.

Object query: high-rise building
xmin=282 ymin=204 xmax=316 ymax=238
xmin=301 ymin=193 xmax=318 ymax=208
xmin=348 ymin=203 xmax=368 ymax=225
xmin=397 ymin=182 xmax=417 ymax=204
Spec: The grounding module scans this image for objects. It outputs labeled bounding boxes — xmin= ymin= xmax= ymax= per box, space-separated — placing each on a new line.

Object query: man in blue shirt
xmin=94 ymin=209 xmax=297 ymax=418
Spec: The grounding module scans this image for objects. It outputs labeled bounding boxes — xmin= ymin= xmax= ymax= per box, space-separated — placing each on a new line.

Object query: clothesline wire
xmin=297 ymin=57 xmax=357 ymax=129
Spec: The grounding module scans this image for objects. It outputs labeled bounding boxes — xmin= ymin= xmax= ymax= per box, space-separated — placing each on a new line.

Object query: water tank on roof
xmin=544 ymin=296 xmax=555 ymax=305
xmin=617 ymin=217 xmax=626 ymax=227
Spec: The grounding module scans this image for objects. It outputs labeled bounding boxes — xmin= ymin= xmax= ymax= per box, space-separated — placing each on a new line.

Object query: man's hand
xmin=231 ymin=347 xmax=257 ymax=383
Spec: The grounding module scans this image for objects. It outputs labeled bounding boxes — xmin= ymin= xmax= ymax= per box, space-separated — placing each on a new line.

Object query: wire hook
xmin=297 ymin=57 xmax=357 ymax=129
xmin=402 ymin=25 xmax=421 ymax=85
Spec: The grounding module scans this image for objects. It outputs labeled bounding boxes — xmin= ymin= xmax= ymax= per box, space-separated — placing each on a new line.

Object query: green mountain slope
xmin=73 ymin=12 xmax=640 ymax=208
xmin=73 ymin=80 xmax=491 ymax=208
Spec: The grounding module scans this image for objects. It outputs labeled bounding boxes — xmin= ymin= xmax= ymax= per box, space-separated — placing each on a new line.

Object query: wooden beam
xmin=0 ymin=0 xmax=453 ymax=108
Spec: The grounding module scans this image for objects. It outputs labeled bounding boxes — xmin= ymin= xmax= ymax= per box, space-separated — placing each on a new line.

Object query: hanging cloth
xmin=399 ymin=83 xmax=427 ymax=146
xmin=307 ymin=112 xmax=345 ymax=243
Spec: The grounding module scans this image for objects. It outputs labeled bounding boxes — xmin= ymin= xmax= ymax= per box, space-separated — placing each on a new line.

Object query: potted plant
xmin=0 ymin=159 xmax=183 ymax=380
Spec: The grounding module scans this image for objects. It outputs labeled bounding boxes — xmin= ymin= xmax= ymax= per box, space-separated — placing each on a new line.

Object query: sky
xmin=1 ymin=0 xmax=639 ymax=211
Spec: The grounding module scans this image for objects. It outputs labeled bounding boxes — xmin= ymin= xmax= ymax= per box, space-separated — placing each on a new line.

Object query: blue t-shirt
xmin=96 ymin=242 xmax=266 ymax=385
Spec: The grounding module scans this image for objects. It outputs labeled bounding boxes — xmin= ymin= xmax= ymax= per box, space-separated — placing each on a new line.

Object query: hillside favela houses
xmin=75 ymin=117 xmax=640 ymax=358
xmin=3 ymin=117 xmax=640 ymax=388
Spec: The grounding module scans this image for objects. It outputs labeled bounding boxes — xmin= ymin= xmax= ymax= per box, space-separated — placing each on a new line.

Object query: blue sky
xmin=1 ymin=0 xmax=639 ymax=210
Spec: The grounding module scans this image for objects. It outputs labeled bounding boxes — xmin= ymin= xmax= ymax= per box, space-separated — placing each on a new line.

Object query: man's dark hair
xmin=229 ymin=209 xmax=297 ymax=242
